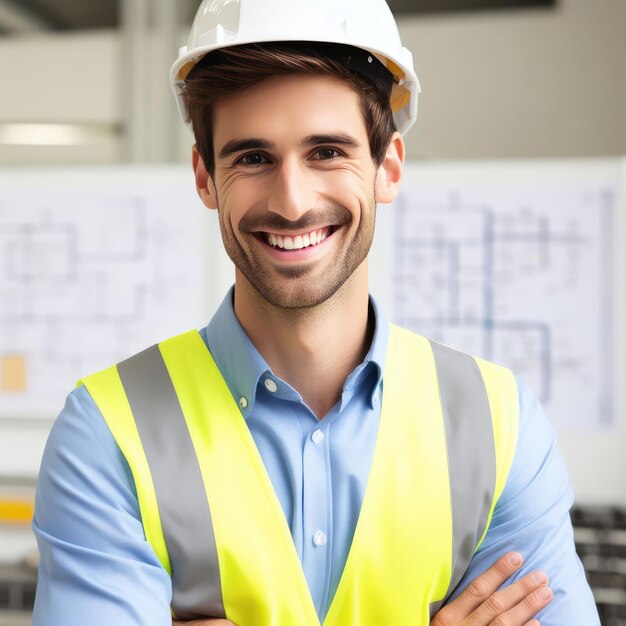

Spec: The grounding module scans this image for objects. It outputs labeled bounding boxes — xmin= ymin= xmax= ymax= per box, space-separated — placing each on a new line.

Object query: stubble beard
xmin=217 ymin=195 xmax=377 ymax=311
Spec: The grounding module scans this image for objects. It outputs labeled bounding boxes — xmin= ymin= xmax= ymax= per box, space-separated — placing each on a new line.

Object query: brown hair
xmin=182 ymin=42 xmax=396 ymax=177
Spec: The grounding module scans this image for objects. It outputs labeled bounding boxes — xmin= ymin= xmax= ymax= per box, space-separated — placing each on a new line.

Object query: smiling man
xmin=192 ymin=68 xmax=390 ymax=424
xmin=32 ymin=1 xmax=600 ymax=625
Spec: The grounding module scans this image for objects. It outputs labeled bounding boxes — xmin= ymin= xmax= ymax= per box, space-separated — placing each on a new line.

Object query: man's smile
xmin=251 ymin=225 xmax=342 ymax=263
xmin=259 ymin=226 xmax=337 ymax=250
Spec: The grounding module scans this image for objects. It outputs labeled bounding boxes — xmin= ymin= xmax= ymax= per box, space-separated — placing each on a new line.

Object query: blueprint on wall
xmin=0 ymin=168 xmax=212 ymax=417
xmin=0 ymin=162 xmax=621 ymax=432
xmin=387 ymin=163 xmax=619 ymax=431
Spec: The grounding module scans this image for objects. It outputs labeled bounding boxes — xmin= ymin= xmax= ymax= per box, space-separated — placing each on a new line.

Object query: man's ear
xmin=192 ymin=144 xmax=217 ymax=210
xmin=375 ymin=132 xmax=404 ymax=204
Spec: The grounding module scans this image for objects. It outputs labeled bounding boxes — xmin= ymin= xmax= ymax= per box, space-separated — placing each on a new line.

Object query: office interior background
xmin=0 ymin=0 xmax=625 ymax=623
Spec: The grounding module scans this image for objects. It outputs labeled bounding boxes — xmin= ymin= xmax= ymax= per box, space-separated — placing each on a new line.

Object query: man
xmin=33 ymin=1 xmax=600 ymax=624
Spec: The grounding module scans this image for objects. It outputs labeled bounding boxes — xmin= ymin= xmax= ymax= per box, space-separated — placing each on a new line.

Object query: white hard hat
xmin=170 ymin=0 xmax=420 ymax=135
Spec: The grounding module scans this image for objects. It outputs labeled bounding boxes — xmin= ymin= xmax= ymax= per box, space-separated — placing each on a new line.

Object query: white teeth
xmin=265 ymin=227 xmax=331 ymax=250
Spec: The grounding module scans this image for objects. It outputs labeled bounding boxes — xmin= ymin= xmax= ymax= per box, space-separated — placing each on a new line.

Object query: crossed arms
xmin=173 ymin=551 xmax=552 ymax=625
xmin=32 ymin=382 xmax=599 ymax=625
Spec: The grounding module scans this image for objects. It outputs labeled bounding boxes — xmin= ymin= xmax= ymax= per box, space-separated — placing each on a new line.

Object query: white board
xmin=0 ymin=160 xmax=623 ymax=502
xmin=0 ymin=166 xmax=215 ymax=417
xmin=371 ymin=159 xmax=621 ymax=433
xmin=369 ymin=158 xmax=626 ymax=504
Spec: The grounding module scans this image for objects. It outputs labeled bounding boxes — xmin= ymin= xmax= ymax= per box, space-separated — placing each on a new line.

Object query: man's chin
xmin=248 ymin=277 xmax=341 ymax=311
xmin=272 ymin=263 xmax=317 ymax=280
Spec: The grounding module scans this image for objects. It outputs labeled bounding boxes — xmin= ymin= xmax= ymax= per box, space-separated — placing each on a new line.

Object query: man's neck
xmin=233 ymin=265 xmax=372 ymax=420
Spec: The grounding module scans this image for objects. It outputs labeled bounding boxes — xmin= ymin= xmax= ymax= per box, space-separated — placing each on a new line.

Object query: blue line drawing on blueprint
xmin=0 ymin=172 xmax=209 ymax=417
xmin=392 ymin=183 xmax=615 ymax=430
xmin=1 ymin=198 xmax=148 ymax=326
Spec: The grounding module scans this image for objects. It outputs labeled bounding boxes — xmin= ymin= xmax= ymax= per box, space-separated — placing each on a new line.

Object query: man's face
xmin=209 ymin=74 xmax=380 ymax=309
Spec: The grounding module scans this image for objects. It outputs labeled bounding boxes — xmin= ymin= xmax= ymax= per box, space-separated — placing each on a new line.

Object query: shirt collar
xmin=204 ymin=287 xmax=269 ymax=418
xmin=203 ymin=287 xmax=389 ymax=417
xmin=344 ymin=296 xmax=387 ymax=408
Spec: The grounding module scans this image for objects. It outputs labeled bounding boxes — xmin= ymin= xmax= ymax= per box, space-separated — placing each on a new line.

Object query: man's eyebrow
xmin=218 ymin=138 xmax=273 ymax=160
xmin=301 ymin=134 xmax=362 ymax=149
xmin=217 ymin=134 xmax=362 ymax=160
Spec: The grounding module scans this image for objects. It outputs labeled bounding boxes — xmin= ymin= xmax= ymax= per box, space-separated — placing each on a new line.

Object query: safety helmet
xmin=170 ymin=0 xmax=420 ymax=135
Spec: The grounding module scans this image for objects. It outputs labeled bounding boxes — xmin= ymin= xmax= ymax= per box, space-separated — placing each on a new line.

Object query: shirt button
xmin=312 ymin=531 xmax=327 ymax=547
xmin=239 ymin=397 xmax=248 ymax=409
xmin=312 ymin=429 xmax=325 ymax=445
xmin=264 ymin=378 xmax=278 ymax=393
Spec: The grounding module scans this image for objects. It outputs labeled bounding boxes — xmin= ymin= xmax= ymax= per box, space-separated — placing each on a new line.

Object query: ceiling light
xmin=0 ymin=123 xmax=119 ymax=146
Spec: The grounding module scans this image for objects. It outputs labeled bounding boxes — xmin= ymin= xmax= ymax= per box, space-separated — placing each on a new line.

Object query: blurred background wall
xmin=0 ymin=0 xmax=624 ymax=165
xmin=0 ymin=0 xmax=625 ymax=623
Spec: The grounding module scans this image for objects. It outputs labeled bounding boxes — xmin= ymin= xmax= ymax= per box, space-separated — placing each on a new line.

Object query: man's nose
xmin=267 ymin=158 xmax=317 ymax=222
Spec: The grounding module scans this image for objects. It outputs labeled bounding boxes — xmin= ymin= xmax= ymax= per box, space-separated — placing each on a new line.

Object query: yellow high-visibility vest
xmin=79 ymin=324 xmax=518 ymax=625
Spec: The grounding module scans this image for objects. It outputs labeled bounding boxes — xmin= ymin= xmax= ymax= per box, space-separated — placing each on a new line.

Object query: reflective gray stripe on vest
xmin=429 ymin=340 xmax=497 ymax=617
xmin=117 ymin=345 xmax=225 ymax=620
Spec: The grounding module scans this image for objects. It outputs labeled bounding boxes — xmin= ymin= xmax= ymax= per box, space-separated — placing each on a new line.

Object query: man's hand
xmin=172 ymin=617 xmax=237 ymax=626
xmin=431 ymin=551 xmax=552 ymax=625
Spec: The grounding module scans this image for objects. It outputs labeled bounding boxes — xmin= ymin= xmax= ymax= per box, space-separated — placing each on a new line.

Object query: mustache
xmin=239 ymin=206 xmax=351 ymax=233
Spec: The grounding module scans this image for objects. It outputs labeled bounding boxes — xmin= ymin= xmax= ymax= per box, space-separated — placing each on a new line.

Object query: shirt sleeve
xmin=445 ymin=378 xmax=600 ymax=625
xmin=32 ymin=385 xmax=173 ymax=626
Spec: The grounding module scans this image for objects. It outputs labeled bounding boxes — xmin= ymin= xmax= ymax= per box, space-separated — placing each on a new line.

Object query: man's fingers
xmin=489 ymin=585 xmax=551 ymax=626
xmin=439 ymin=552 xmax=525 ymax=620
xmin=469 ymin=570 xmax=551 ymax=624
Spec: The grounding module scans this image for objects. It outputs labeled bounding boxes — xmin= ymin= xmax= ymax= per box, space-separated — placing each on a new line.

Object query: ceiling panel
xmin=1 ymin=0 xmax=117 ymax=31
xmin=388 ymin=0 xmax=555 ymax=13
xmin=0 ymin=0 xmax=556 ymax=35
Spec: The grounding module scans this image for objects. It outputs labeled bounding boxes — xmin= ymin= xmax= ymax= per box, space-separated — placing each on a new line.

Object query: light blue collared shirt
xmin=32 ymin=290 xmax=599 ymax=625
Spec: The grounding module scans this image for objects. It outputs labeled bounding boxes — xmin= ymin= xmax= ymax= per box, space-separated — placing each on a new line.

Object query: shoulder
xmin=390 ymin=325 xmax=519 ymax=416
xmin=33 ymin=385 xmax=173 ymax=625
xmin=35 ymin=384 xmax=139 ymax=538
xmin=502 ymin=378 xmax=572 ymax=507
xmin=80 ymin=328 xmax=206 ymax=385
xmin=44 ymin=385 xmax=130 ymax=471
xmin=392 ymin=325 xmax=514 ymax=373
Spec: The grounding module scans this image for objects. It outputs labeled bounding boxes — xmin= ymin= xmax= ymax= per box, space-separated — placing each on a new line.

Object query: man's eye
xmin=238 ymin=153 xmax=267 ymax=166
xmin=315 ymin=148 xmax=342 ymax=160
